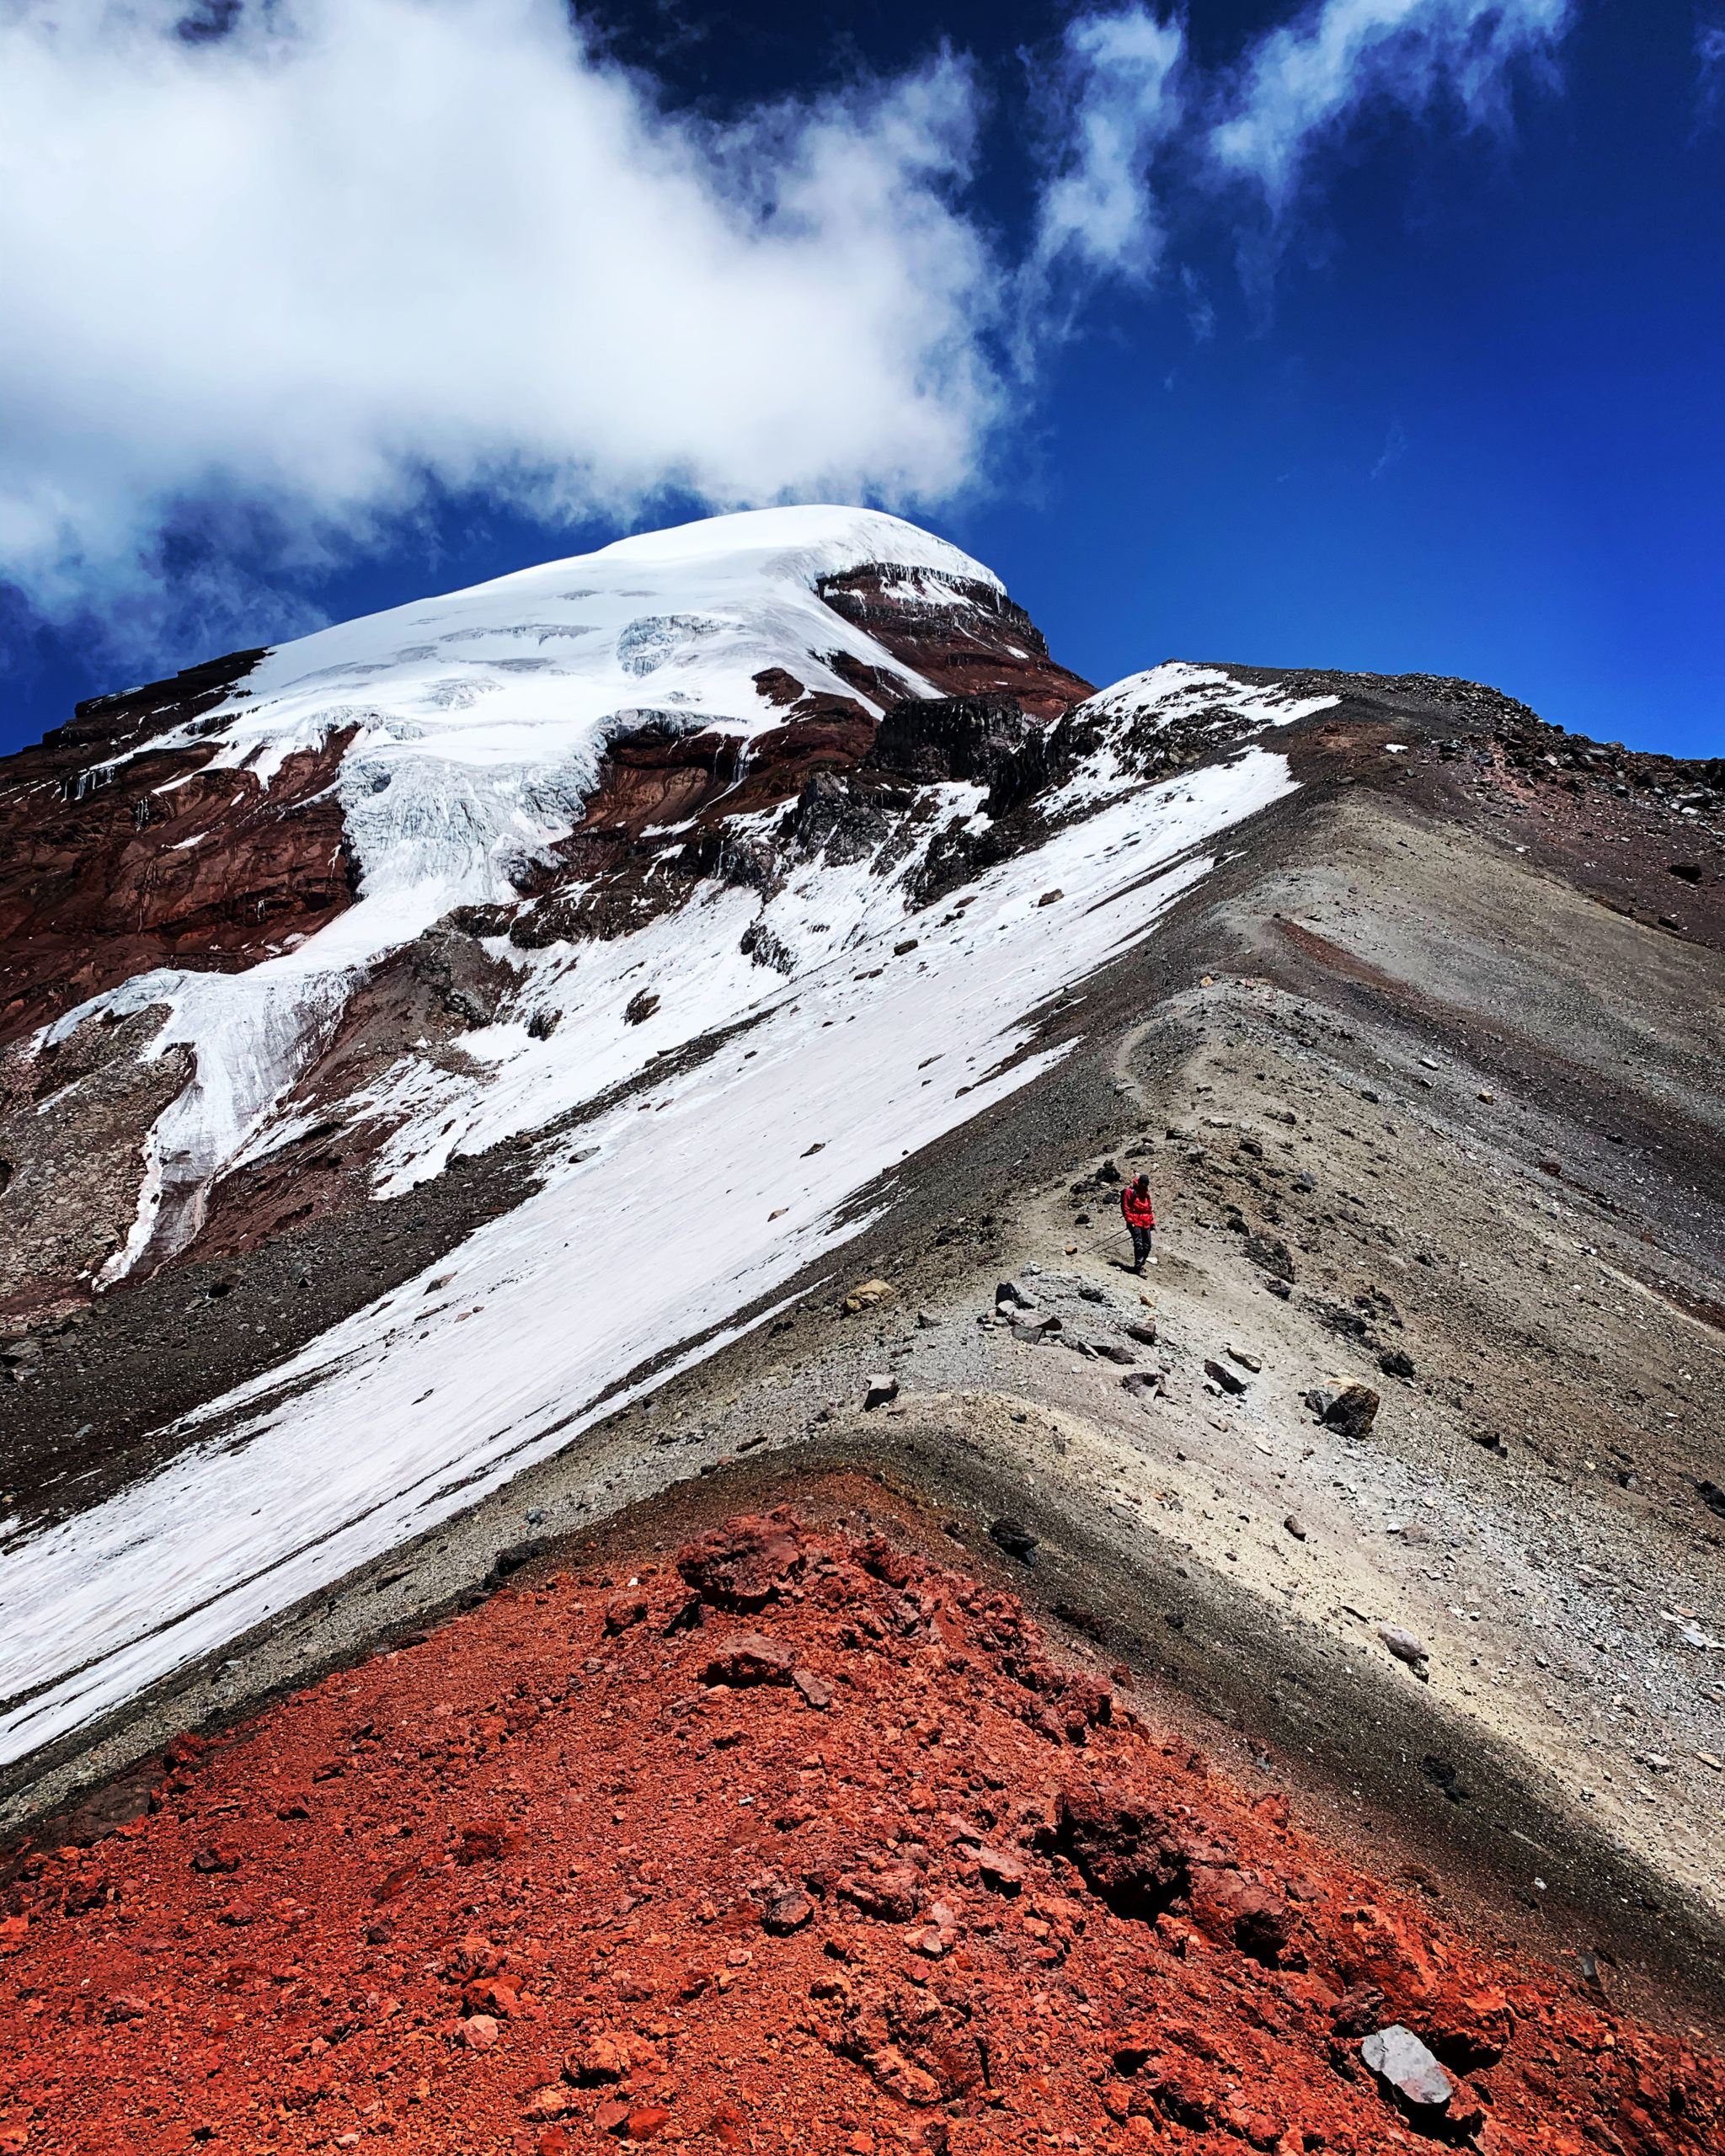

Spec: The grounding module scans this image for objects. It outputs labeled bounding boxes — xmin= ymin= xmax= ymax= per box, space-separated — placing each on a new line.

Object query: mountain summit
xmin=0 ymin=506 xmax=1093 ymax=1300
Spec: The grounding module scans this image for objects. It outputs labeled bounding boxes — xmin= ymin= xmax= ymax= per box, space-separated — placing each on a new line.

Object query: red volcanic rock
xmin=456 ymin=1817 xmax=515 ymax=1865
xmin=702 ymin=1630 xmax=795 ymax=1687
xmin=761 ymin=1887 xmax=814 ymax=1935
xmin=837 ymin=1862 xmax=924 ymax=1924
xmin=461 ymin=2012 xmax=499 ymax=2052
xmin=574 ymin=2034 xmax=631 ymax=2084
xmin=751 ymin=666 xmax=806 ymax=708
xmin=676 ymin=1508 xmax=806 ymax=1609
xmin=1422 ymin=1980 xmax=1517 ymax=2068
xmin=971 ymin=1844 xmax=1027 ymax=1896
xmin=1055 ymin=1777 xmax=1189 ymax=1918
xmin=790 ymin=1666 xmax=832 ymax=1710
xmin=462 ymin=1975 xmax=519 ymax=2018
xmin=1189 ymin=1866 xmax=1295 ymax=1966
xmin=3 ymin=1512 xmax=1719 ymax=2156
xmin=604 ymin=1593 xmax=648 ymax=1636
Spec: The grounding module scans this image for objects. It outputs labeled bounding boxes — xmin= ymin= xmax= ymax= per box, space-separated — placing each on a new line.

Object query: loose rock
xmin=1377 ymin=1624 xmax=1429 ymax=1671
xmin=843 ymin=1279 xmax=895 ymax=1315
xmin=1360 ymin=2024 xmax=1454 ymax=2109
xmin=1309 ymin=1381 xmax=1379 ymax=1438
xmin=704 ymin=1632 xmax=796 ymax=1687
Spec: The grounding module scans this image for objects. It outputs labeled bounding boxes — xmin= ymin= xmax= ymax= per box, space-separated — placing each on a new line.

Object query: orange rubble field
xmin=3 ymin=1510 xmax=1718 ymax=2156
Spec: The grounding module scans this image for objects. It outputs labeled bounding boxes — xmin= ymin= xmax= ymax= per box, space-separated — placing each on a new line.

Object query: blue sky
xmin=2 ymin=1 xmax=1722 ymax=758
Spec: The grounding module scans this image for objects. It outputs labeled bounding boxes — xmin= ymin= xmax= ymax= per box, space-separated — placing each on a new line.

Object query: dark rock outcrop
xmin=815 ymin=563 xmax=1093 ymax=716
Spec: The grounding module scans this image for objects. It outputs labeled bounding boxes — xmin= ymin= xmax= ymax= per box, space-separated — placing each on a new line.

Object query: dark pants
xmin=1128 ymin=1224 xmax=1152 ymax=1268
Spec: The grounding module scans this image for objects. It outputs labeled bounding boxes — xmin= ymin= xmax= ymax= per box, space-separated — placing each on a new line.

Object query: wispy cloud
xmin=1371 ymin=417 xmax=1409 ymax=478
xmin=1207 ymin=0 xmax=1573 ymax=222
xmin=0 ymin=1 xmax=1001 ymax=638
xmin=1018 ymin=2 xmax=1570 ymax=329
xmin=1027 ymin=6 xmax=1188 ymax=302
xmin=1180 ymin=265 xmax=1217 ymax=342
xmin=1699 ymin=19 xmax=1725 ymax=116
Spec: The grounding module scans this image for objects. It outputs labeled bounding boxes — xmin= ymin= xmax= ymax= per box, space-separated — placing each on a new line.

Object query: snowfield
xmin=65 ymin=507 xmax=1001 ymax=1274
xmin=1 ymin=508 xmax=1336 ymax=1764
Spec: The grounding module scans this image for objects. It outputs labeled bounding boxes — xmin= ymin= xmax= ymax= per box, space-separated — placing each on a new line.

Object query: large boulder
xmin=702 ymin=1632 xmax=796 ymax=1687
xmin=676 ymin=1509 xmax=806 ymax=1610
xmin=1055 ymin=1780 xmax=1189 ymax=1919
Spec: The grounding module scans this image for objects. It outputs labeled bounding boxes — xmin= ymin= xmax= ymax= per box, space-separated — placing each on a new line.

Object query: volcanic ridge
xmin=8 ymin=1508 xmax=1722 ymax=2156
xmin=0 ymin=505 xmax=1722 ymax=2153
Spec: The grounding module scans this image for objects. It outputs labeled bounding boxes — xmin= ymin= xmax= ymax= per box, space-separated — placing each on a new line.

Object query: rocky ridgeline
xmin=1440 ymin=716 xmax=1722 ymax=825
xmin=1260 ymin=666 xmax=1722 ymax=830
xmin=5 ymin=1510 xmax=1717 ymax=2153
xmin=501 ymin=689 xmax=1106 ymax=944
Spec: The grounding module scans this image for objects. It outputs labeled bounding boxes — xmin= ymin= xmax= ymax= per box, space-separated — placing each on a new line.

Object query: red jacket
xmin=1121 ymin=1182 xmax=1155 ymax=1229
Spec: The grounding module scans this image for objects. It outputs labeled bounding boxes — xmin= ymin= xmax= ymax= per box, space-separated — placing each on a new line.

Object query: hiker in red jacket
xmin=1120 ymin=1174 xmax=1156 ymax=1273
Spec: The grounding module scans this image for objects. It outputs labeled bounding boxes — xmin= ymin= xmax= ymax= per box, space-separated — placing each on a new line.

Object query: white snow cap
xmin=220 ymin=504 xmax=994 ymax=771
xmin=148 ymin=504 xmax=997 ymax=913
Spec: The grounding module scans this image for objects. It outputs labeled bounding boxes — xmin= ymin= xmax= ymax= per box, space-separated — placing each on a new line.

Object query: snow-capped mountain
xmin=0 ymin=505 xmax=1348 ymax=1762
xmin=8 ymin=507 xmax=1725 ymax=2015
xmin=3 ymin=508 xmax=1098 ymax=1305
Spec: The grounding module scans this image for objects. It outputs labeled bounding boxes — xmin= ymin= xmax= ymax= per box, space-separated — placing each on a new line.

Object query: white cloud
xmin=1028 ymin=6 xmax=1188 ymax=294
xmin=0 ymin=0 xmax=1586 ymax=655
xmin=1207 ymin=0 xmax=1573 ymax=220
xmin=0 ymin=0 xmax=1001 ymax=631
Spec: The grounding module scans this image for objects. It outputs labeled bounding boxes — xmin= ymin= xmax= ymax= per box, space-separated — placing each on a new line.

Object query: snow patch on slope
xmin=1076 ymin=660 xmax=1340 ymax=732
xmin=0 ymin=736 xmax=1295 ymax=1764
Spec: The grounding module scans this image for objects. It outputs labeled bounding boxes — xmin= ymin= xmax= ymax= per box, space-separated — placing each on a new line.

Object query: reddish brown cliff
xmin=0 ymin=650 xmax=356 ymax=1048
xmin=816 ymin=564 xmax=1096 ymax=716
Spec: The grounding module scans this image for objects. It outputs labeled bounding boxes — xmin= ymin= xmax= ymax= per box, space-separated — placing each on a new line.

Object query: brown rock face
xmin=814 ymin=562 xmax=1095 ymax=715
xmin=0 ymin=1004 xmax=191 ymax=1313
xmin=0 ymin=648 xmax=357 ymax=1049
